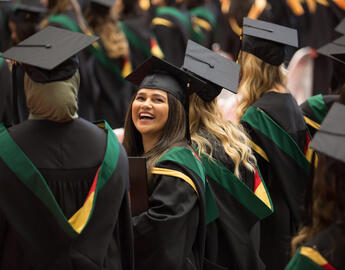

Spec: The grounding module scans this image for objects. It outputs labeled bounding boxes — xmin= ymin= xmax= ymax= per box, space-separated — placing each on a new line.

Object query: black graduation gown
xmin=300 ymin=94 xmax=339 ymax=137
xmin=294 ymin=2 xmax=345 ymax=94
xmin=0 ymin=59 xmax=12 ymax=126
xmin=196 ymin=129 xmax=273 ymax=270
xmin=0 ymin=0 xmax=13 ymax=52
xmin=132 ymin=147 xmax=206 ymax=270
xmin=189 ymin=5 xmax=217 ymax=49
xmin=47 ymin=11 xmax=98 ymax=121
xmin=240 ymin=92 xmax=310 ymax=270
xmin=89 ymin=54 xmax=136 ymax=129
xmin=286 ymin=223 xmax=345 ymax=270
xmin=120 ymin=15 xmax=163 ymax=69
xmin=151 ymin=7 xmax=191 ymax=66
xmin=12 ymin=64 xmax=29 ymax=124
xmin=0 ymin=118 xmax=133 ymax=270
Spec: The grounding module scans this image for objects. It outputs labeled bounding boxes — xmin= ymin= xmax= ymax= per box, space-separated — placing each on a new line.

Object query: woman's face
xmin=132 ymin=88 xmax=169 ymax=139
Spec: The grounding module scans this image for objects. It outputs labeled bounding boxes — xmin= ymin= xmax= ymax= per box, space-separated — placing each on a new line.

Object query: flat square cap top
xmin=242 ymin=17 xmax=298 ymax=47
xmin=317 ymin=35 xmax=345 ymax=65
xmin=14 ymin=0 xmax=47 ymax=13
xmin=335 ymin=18 xmax=345 ymax=34
xmin=183 ymin=40 xmax=240 ymax=99
xmin=126 ymin=56 xmax=208 ymax=105
xmin=1 ymin=26 xmax=99 ymax=70
xmin=310 ymin=102 xmax=345 ymax=163
xmin=90 ymin=0 xmax=115 ymax=8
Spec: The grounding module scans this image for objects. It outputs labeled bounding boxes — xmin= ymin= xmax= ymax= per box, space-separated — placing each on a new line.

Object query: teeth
xmin=139 ymin=113 xmax=154 ymax=120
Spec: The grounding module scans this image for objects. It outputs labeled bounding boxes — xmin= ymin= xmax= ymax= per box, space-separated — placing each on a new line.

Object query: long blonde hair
xmin=40 ymin=0 xmax=88 ymax=33
xmin=84 ymin=3 xmax=129 ymax=59
xmin=189 ymin=93 xmax=256 ymax=179
xmin=236 ymin=51 xmax=286 ymax=121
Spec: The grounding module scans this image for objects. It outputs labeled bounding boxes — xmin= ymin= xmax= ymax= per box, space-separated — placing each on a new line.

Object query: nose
xmin=141 ymin=99 xmax=153 ymax=109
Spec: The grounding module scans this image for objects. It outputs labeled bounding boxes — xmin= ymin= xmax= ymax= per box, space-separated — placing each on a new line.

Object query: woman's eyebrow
xmin=151 ymin=93 xmax=167 ymax=99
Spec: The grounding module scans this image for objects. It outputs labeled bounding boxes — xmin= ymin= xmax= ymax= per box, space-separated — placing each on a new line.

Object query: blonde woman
xmin=40 ymin=0 xmax=87 ymax=32
xmin=84 ymin=0 xmax=137 ymax=129
xmin=236 ymin=18 xmax=310 ymax=270
xmin=183 ymin=41 xmax=273 ymax=270
xmin=189 ymin=93 xmax=274 ymax=270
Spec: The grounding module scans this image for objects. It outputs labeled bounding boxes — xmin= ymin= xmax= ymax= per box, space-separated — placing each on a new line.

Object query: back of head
xmin=189 ymin=93 xmax=256 ymax=179
xmin=292 ymin=102 xmax=345 ymax=253
xmin=84 ymin=1 xmax=129 ymax=59
xmin=313 ymin=153 xmax=345 ymax=226
xmin=236 ymin=51 xmax=285 ymax=121
xmin=1 ymin=26 xmax=98 ymax=123
xmin=292 ymin=152 xmax=345 ymax=253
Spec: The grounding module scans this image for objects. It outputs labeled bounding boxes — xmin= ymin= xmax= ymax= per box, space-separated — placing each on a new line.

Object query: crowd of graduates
xmin=0 ymin=0 xmax=345 ymax=269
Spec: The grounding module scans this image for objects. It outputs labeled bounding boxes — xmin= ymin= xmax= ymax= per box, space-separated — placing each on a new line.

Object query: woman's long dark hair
xmin=123 ymin=91 xmax=188 ymax=178
xmin=291 ymin=154 xmax=345 ymax=254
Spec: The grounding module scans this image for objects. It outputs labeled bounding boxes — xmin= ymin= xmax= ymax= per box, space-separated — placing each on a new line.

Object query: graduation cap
xmin=183 ymin=40 xmax=240 ymax=101
xmin=310 ymin=103 xmax=345 ymax=163
xmin=241 ymin=17 xmax=298 ymax=66
xmin=10 ymin=0 xmax=47 ymax=23
xmin=126 ymin=56 xmax=209 ymax=141
xmin=125 ymin=55 xmax=208 ymax=106
xmin=317 ymin=35 xmax=345 ymax=65
xmin=89 ymin=0 xmax=115 ymax=7
xmin=1 ymin=26 xmax=99 ymax=82
xmin=13 ymin=0 xmax=47 ymax=13
xmin=335 ymin=18 xmax=345 ymax=35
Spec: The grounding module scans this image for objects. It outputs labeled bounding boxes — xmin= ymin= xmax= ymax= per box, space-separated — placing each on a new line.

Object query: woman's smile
xmin=132 ymin=88 xmax=169 ymax=138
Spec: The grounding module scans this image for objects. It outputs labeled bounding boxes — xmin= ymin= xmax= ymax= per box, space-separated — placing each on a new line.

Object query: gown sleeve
xmin=0 ymin=208 xmax=7 ymax=257
xmin=132 ymin=161 xmax=200 ymax=270
xmin=286 ymin=247 xmax=335 ymax=270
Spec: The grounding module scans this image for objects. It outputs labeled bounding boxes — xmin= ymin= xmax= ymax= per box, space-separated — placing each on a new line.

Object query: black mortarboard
xmin=1 ymin=26 xmax=99 ymax=82
xmin=13 ymin=0 xmax=47 ymax=13
xmin=183 ymin=40 xmax=240 ymax=101
xmin=125 ymin=56 xmax=208 ymax=106
xmin=310 ymin=103 xmax=345 ymax=163
xmin=241 ymin=17 xmax=298 ymax=66
xmin=10 ymin=0 xmax=47 ymax=23
xmin=335 ymin=18 xmax=345 ymax=35
xmin=317 ymin=35 xmax=345 ymax=65
xmin=90 ymin=0 xmax=115 ymax=8
xmin=126 ymin=56 xmax=208 ymax=142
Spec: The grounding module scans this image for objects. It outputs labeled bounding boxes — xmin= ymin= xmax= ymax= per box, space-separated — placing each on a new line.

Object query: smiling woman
xmin=131 ymin=88 xmax=169 ymax=152
xmin=123 ymin=56 xmax=207 ymax=270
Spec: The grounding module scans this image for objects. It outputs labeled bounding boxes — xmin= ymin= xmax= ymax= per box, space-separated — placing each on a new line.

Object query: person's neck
xmin=267 ymin=84 xmax=288 ymax=94
xmin=142 ymin=134 xmax=159 ymax=153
